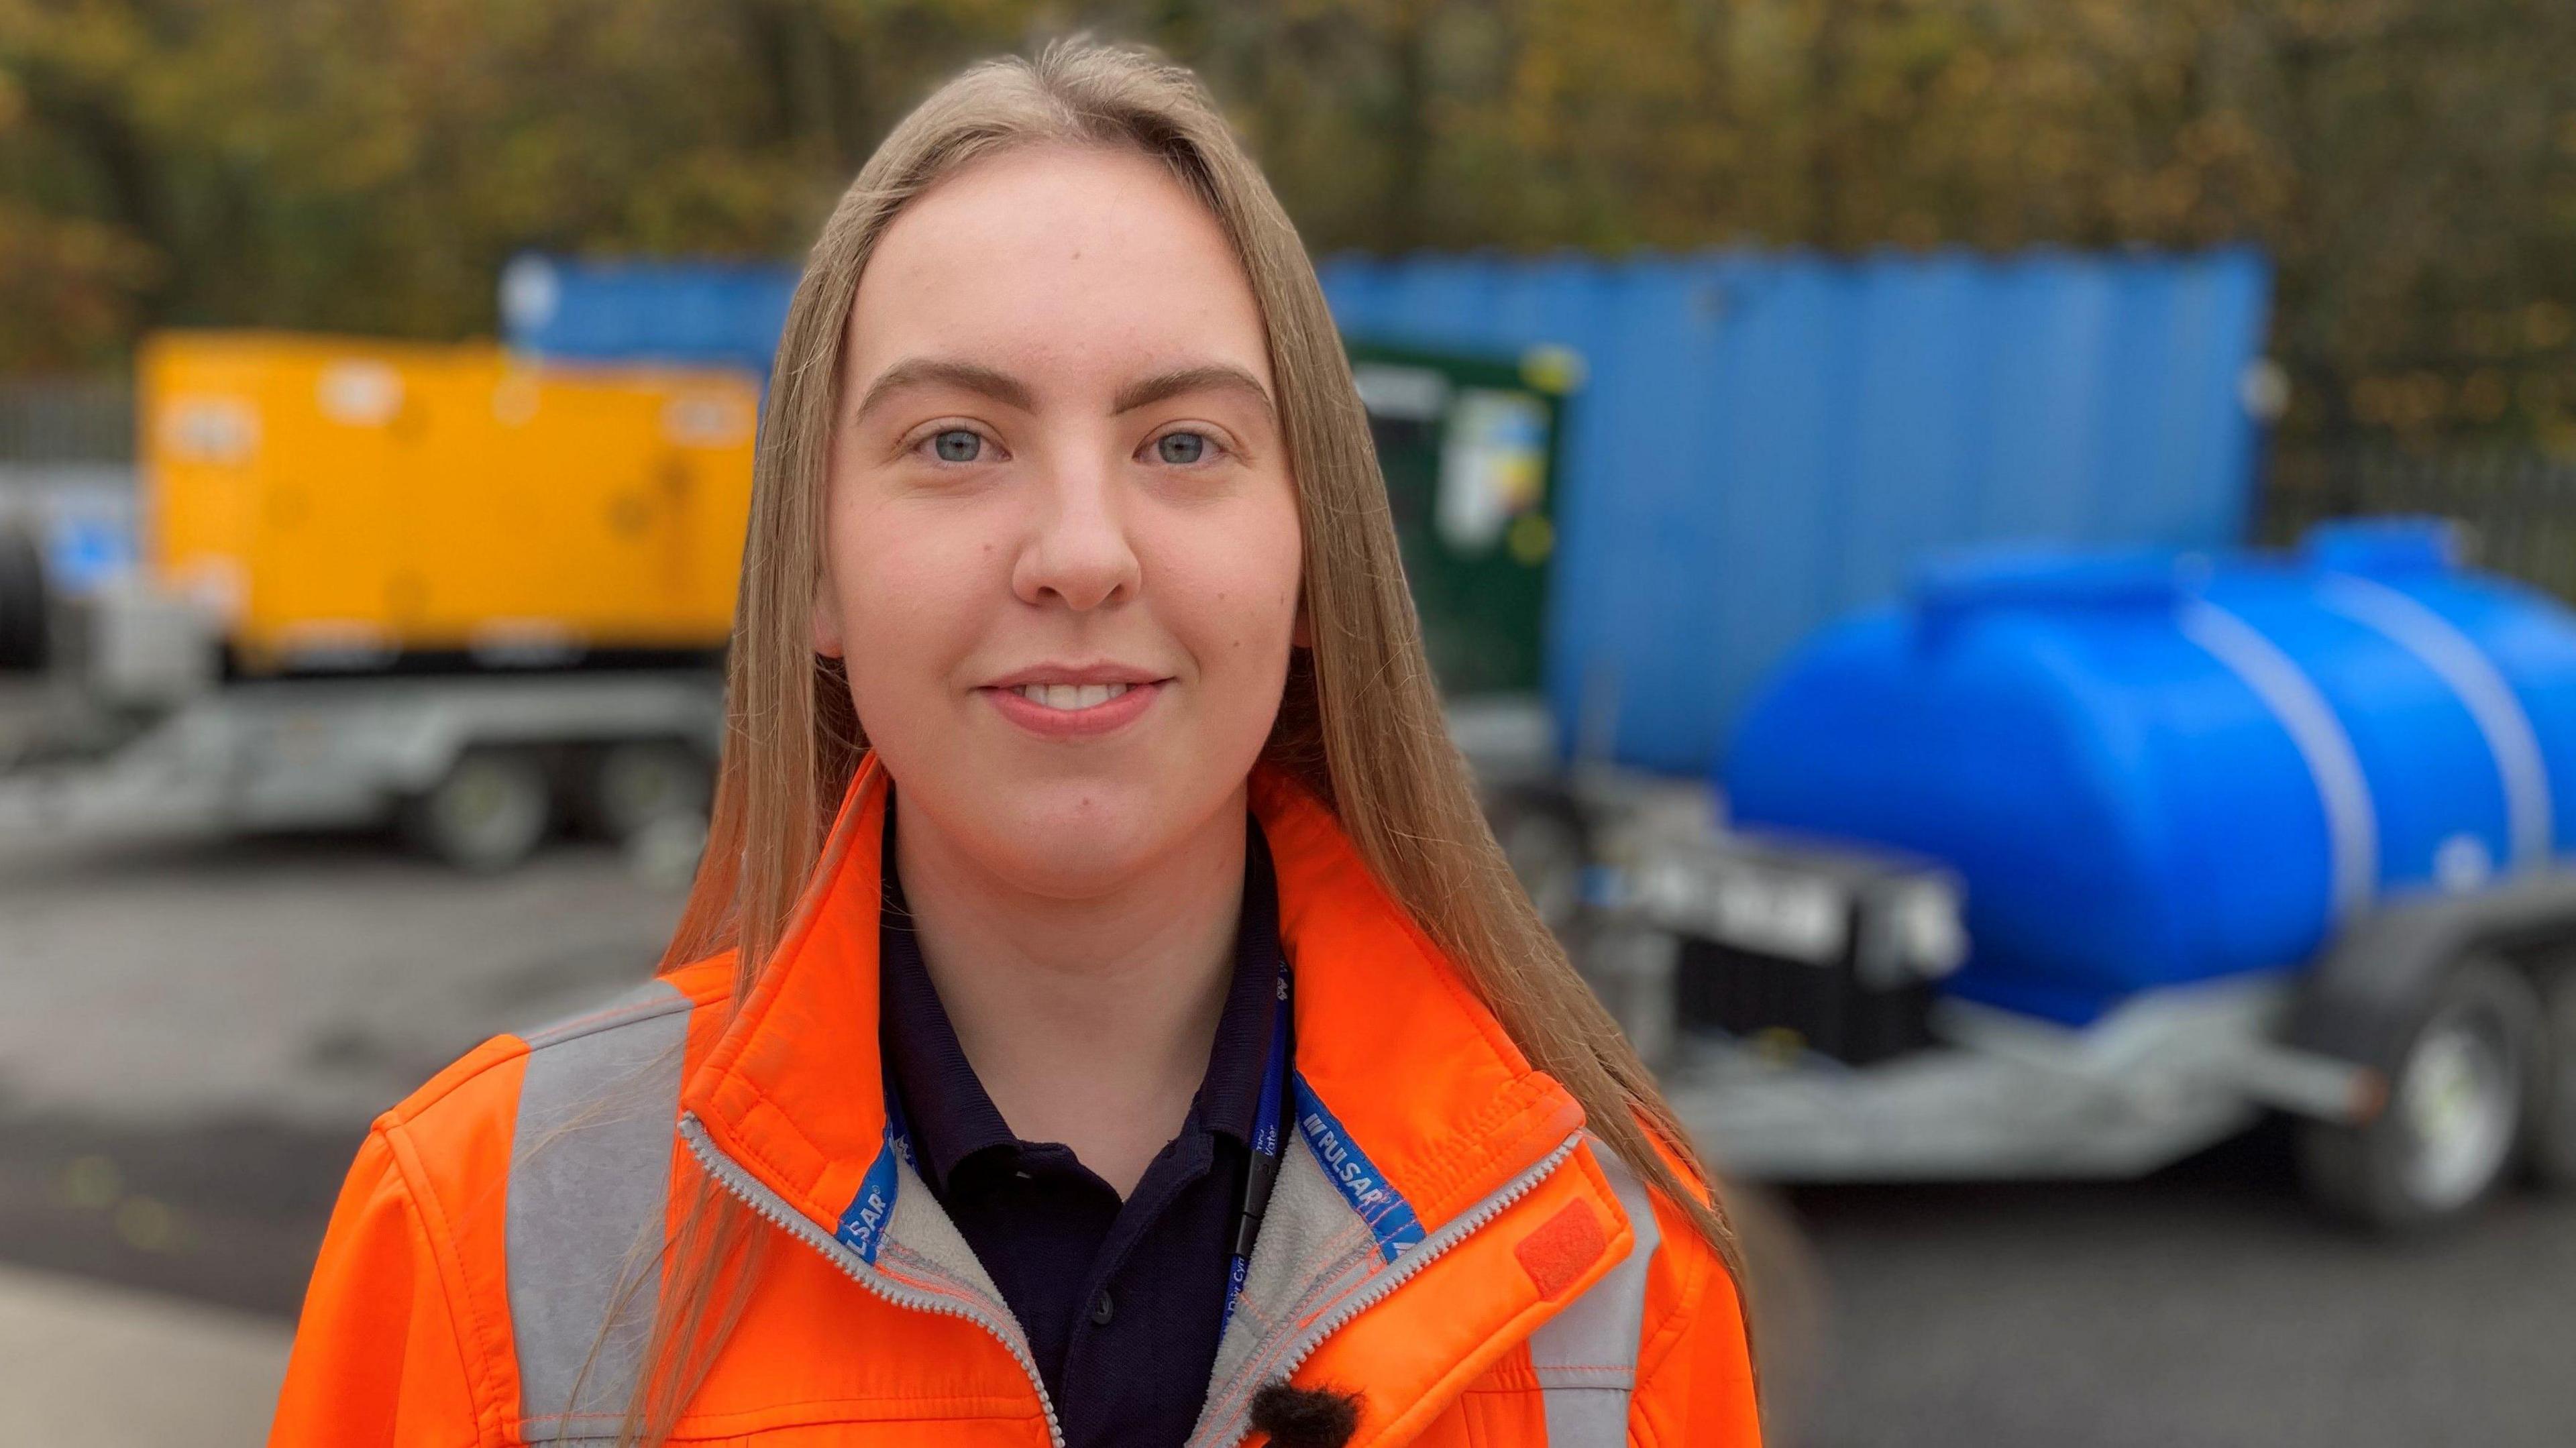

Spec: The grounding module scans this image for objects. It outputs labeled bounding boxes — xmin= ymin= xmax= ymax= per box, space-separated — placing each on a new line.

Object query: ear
xmin=810 ymin=591 xmax=845 ymax=660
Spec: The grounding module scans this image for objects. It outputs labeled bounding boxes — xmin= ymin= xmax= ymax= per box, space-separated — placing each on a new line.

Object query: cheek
xmin=1155 ymin=494 xmax=1303 ymax=684
xmin=830 ymin=503 xmax=998 ymax=729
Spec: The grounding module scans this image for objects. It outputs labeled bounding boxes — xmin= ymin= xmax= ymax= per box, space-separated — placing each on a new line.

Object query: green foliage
xmin=5 ymin=0 xmax=2575 ymax=448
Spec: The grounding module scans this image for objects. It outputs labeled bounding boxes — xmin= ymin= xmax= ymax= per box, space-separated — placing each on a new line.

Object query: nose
xmin=1010 ymin=452 xmax=1140 ymax=612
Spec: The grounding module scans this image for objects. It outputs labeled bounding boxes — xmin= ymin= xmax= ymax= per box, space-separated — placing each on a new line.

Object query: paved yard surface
xmin=2 ymin=824 xmax=2571 ymax=1445
xmin=1776 ymin=1137 xmax=2576 ymax=1447
xmin=0 ymin=1262 xmax=289 ymax=1446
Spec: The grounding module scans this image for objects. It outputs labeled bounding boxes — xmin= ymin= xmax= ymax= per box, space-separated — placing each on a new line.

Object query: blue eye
xmin=1155 ymin=431 xmax=1209 ymax=465
xmin=932 ymin=429 xmax=982 ymax=462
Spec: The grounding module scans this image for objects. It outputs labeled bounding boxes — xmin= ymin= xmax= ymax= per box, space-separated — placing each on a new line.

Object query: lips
xmin=977 ymin=665 xmax=1171 ymax=738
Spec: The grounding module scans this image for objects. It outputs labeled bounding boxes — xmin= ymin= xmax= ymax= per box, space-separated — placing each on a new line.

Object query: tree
xmin=4 ymin=0 xmax=2574 ymax=454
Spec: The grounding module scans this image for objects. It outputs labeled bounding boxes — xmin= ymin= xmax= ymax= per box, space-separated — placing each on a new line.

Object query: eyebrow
xmin=850 ymin=358 xmax=1034 ymax=425
xmin=849 ymin=357 xmax=1276 ymax=427
xmin=1111 ymin=364 xmax=1276 ymax=423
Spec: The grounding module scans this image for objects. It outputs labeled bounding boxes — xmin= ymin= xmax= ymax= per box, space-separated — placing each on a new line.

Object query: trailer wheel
xmin=581 ymin=740 xmax=712 ymax=844
xmin=404 ymin=748 xmax=553 ymax=873
xmin=2524 ymin=960 xmax=2576 ymax=1188
xmin=2298 ymin=953 xmax=2538 ymax=1231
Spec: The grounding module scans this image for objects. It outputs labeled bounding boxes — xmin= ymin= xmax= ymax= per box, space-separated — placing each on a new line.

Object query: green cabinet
xmin=1349 ymin=341 xmax=1576 ymax=699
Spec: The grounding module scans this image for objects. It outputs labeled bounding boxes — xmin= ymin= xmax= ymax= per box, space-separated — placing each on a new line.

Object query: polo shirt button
xmin=1090 ymin=1288 xmax=1115 ymax=1327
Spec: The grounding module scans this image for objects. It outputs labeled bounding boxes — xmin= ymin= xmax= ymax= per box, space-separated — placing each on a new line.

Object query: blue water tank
xmin=1724 ymin=518 xmax=2576 ymax=1024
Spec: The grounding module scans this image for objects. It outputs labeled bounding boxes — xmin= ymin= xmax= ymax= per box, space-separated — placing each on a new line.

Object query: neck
xmin=890 ymin=787 xmax=1249 ymax=1197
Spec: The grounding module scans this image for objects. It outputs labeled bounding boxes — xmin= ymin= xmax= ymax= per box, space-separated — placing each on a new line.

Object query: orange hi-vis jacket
xmin=271 ymin=755 xmax=1760 ymax=1446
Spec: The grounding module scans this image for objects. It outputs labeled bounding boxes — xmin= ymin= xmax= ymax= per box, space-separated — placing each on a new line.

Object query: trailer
xmin=1587 ymin=520 xmax=2576 ymax=1230
xmin=0 ymin=332 xmax=755 ymax=871
xmin=0 ymin=555 xmax=727 ymax=873
xmin=0 ymin=655 xmax=723 ymax=873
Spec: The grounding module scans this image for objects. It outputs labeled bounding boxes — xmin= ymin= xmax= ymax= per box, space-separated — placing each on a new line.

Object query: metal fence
xmin=2263 ymin=445 xmax=2576 ymax=601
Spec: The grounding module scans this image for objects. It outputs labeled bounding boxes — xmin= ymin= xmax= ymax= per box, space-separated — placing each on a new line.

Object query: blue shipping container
xmin=502 ymin=247 xmax=2273 ymax=775
xmin=1318 ymin=249 xmax=2274 ymax=773
xmin=502 ymin=254 xmax=796 ymax=382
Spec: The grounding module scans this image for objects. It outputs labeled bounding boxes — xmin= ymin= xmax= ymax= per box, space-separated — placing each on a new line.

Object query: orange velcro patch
xmin=1513 ymin=1197 xmax=1607 ymax=1300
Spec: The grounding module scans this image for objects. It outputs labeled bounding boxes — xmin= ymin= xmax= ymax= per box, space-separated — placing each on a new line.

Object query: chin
xmin=991 ymin=772 xmax=1244 ymax=893
xmin=979 ymin=801 xmax=1166 ymax=897
xmin=877 ymin=726 xmax=1263 ymax=897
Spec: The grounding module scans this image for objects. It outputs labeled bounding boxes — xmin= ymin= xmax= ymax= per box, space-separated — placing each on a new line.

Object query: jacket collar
xmin=678 ymin=750 xmax=1587 ymax=1256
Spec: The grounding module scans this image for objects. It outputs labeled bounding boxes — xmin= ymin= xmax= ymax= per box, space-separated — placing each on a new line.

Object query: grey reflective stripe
xmin=2182 ymin=600 xmax=2379 ymax=922
xmin=506 ymin=979 xmax=693 ymax=1443
xmin=1528 ymin=1136 xmax=1660 ymax=1446
xmin=2318 ymin=571 xmax=2554 ymax=871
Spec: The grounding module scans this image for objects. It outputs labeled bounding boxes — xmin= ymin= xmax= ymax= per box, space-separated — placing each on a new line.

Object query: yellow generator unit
xmin=141 ymin=331 xmax=757 ymax=673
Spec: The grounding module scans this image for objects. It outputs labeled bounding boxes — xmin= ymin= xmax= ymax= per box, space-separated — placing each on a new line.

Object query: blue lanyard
xmin=1223 ymin=958 xmax=1293 ymax=1337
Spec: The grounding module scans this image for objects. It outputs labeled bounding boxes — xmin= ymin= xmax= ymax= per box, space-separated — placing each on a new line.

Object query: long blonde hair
xmin=623 ymin=35 xmax=1742 ymax=1443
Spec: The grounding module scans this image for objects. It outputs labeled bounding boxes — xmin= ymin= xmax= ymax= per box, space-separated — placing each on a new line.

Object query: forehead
xmin=845 ymin=143 xmax=1272 ymax=394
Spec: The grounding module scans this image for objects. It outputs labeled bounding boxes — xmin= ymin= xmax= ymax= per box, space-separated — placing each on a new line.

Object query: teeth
xmin=1014 ymin=681 xmax=1132 ymax=710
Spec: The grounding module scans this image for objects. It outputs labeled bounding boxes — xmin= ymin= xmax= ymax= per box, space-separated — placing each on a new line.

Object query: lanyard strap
xmin=1223 ymin=956 xmax=1293 ymax=1337
xmin=880 ymin=1057 xmax=914 ymax=1168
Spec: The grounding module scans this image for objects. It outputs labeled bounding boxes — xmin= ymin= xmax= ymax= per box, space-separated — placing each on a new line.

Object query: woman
xmin=271 ymin=37 xmax=1757 ymax=1448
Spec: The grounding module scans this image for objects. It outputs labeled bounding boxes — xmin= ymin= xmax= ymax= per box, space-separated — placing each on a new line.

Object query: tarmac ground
xmin=2 ymin=824 xmax=2571 ymax=1445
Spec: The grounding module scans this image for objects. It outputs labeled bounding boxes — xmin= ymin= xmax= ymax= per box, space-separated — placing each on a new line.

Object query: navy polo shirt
xmin=878 ymin=799 xmax=1285 ymax=1447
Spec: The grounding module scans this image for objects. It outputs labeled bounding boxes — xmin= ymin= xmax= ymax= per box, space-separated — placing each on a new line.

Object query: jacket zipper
xmin=678 ymin=1113 xmax=1068 ymax=1448
xmin=1190 ymin=1130 xmax=1588 ymax=1448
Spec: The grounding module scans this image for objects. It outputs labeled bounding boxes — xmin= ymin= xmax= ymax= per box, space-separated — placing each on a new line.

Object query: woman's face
xmin=817 ymin=142 xmax=1305 ymax=898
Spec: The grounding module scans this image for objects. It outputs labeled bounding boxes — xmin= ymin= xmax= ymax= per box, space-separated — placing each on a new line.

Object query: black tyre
xmin=578 ymin=740 xmax=713 ymax=844
xmin=2298 ymin=954 xmax=2539 ymax=1231
xmin=0 ymin=528 xmax=49 ymax=673
xmin=402 ymin=748 xmax=553 ymax=873
xmin=2524 ymin=959 xmax=2576 ymax=1188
